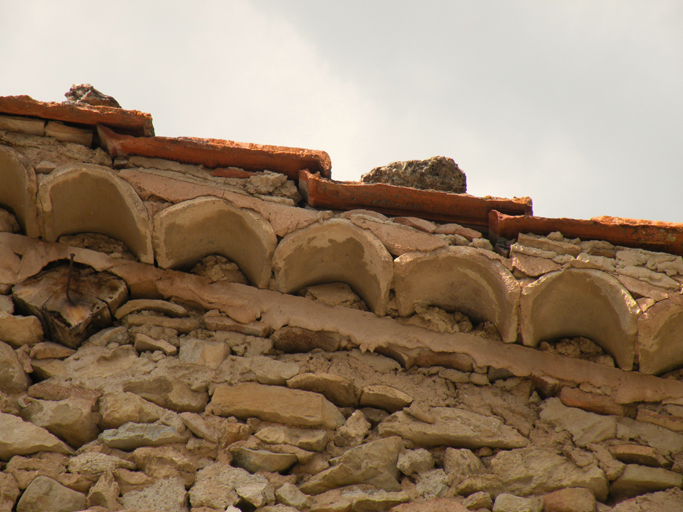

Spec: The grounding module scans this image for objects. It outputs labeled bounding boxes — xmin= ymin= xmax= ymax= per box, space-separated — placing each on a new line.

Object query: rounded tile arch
xmin=272 ymin=218 xmax=393 ymax=316
xmin=637 ymin=297 xmax=683 ymax=375
xmin=37 ymin=163 xmax=154 ymax=263
xmin=0 ymin=145 xmax=40 ymax=237
xmin=153 ymin=196 xmax=277 ymax=289
xmin=393 ymin=247 xmax=521 ymax=343
xmin=520 ymin=268 xmax=640 ymax=370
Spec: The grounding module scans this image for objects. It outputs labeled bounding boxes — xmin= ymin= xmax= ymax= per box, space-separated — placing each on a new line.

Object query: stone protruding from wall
xmin=520 ymin=268 xmax=640 ymax=371
xmin=637 ymin=296 xmax=683 ymax=375
xmin=272 ymin=218 xmax=393 ymax=316
xmin=152 ymin=196 xmax=277 ymax=288
xmin=0 ymin=146 xmax=40 ymax=237
xmin=37 ymin=164 xmax=154 ymax=263
xmin=394 ymin=247 xmax=520 ymax=343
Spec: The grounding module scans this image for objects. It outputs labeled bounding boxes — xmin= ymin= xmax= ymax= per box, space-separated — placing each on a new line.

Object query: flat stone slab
xmin=115 ymin=299 xmax=187 ymax=319
xmin=99 ymin=421 xmax=190 ymax=451
xmin=378 ymin=407 xmax=528 ymax=449
xmin=610 ymin=464 xmax=683 ymax=501
xmin=0 ymin=412 xmax=73 ymax=460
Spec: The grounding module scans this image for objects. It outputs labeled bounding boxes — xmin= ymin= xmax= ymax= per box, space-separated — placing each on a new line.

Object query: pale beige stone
xmin=210 ymin=382 xmax=345 ymax=429
xmin=0 ymin=114 xmax=45 ymax=135
xmin=615 ymin=274 xmax=671 ymax=302
xmin=0 ymin=341 xmax=28 ymax=394
xmin=29 ymin=341 xmax=75 ymax=359
xmin=300 ymin=282 xmax=368 ymax=310
xmin=123 ymin=374 xmax=209 ymax=413
xmin=273 ymin=218 xmax=393 ymax=316
xmin=230 ymin=445 xmax=298 ymax=473
xmin=15 ymin=475 xmax=86 ymax=512
xmin=99 ymin=422 xmax=190 ymax=451
xmin=67 ymin=452 xmax=136 ymax=476
xmin=115 ymin=298 xmax=188 ymax=319
xmin=121 ymin=476 xmax=188 ymax=512
xmin=38 ymin=164 xmax=153 ymax=263
xmin=636 ymin=296 xmax=683 ymax=375
xmin=571 ymin=253 xmax=616 ymax=272
xmin=99 ymin=391 xmax=175 ymax=429
xmin=189 ymin=462 xmax=274 ymax=509
xmin=276 ymin=482 xmax=310 ymax=509
xmin=617 ymin=265 xmax=680 ymax=290
xmin=123 ymin=313 xmax=200 ymax=334
xmin=511 ymin=242 xmax=558 ymax=259
xmin=153 ymin=196 xmax=277 ymax=288
xmin=0 ymin=146 xmax=40 ymax=236
xmin=512 ymin=252 xmax=562 ymax=277
xmin=286 ymin=373 xmax=358 ymax=407
xmin=610 ymin=464 xmax=683 ymax=501
xmin=133 ymin=332 xmax=177 ymax=355
xmin=203 ymin=311 xmax=271 ymax=337
xmin=178 ymin=337 xmax=229 ymax=369
xmin=86 ymin=470 xmax=121 ymax=510
xmin=540 ymin=398 xmax=616 ymax=447
xmin=397 ymin=448 xmax=435 ymax=476
xmin=0 ymin=412 xmax=73 ymax=460
xmin=0 ymin=312 xmax=43 ymax=348
xmin=19 ymin=397 xmax=100 ymax=448
xmin=517 ymin=233 xmax=581 ymax=257
xmin=0 ymin=472 xmax=20 ymax=512
xmin=520 ymin=269 xmax=639 ymax=370
xmin=351 ymin=216 xmax=447 ymax=256
xmin=132 ymin=445 xmax=197 ymax=487
xmin=394 ymin=247 xmax=520 ymax=342
xmin=359 ymin=384 xmax=414 ymax=412
xmin=45 ymin=121 xmax=93 ymax=146
xmin=334 ymin=410 xmax=371 ymax=447
xmin=492 ymin=493 xmax=542 ymax=512
xmin=543 ymin=487 xmax=595 ymax=512
xmin=255 ymin=425 xmax=329 ymax=452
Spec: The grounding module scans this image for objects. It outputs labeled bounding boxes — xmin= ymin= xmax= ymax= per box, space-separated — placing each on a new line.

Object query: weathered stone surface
xmin=609 ymin=444 xmax=667 ymax=468
xmin=178 ymin=337 xmax=229 ymax=369
xmin=540 ymin=398 xmax=616 ymax=447
xmin=390 ymin=497 xmax=469 ymax=512
xmin=0 ymin=113 xmax=45 ymax=135
xmin=133 ymin=332 xmax=177 ymax=355
xmin=360 ymin=385 xmax=414 ymax=412
xmin=361 ymin=156 xmax=466 ymax=193
xmin=0 ymin=472 xmax=20 ymax=512
xmin=123 ymin=374 xmax=208 ymax=413
xmin=492 ymin=493 xmax=542 ymax=512
xmin=0 ymin=412 xmax=73 ymax=460
xmin=636 ymin=408 xmax=683 ymax=432
xmin=458 ymin=447 xmax=608 ymax=502
xmin=255 ymin=425 xmax=329 ymax=452
xmin=300 ymin=281 xmax=369 ymax=310
xmin=276 ymin=482 xmax=311 ymax=509
xmin=115 ymin=298 xmax=187 ymax=319
xmin=99 ymin=421 xmax=189 ymax=450
xmin=273 ymin=218 xmax=393 ymax=316
xmin=543 ymin=487 xmax=596 ymax=512
xmin=0 ymin=313 xmax=43 ymax=348
xmin=520 ymin=269 xmax=639 ymax=370
xmin=462 ymin=491 xmax=492 ymax=510
xmin=637 ymin=296 xmax=683 ymax=375
xmin=609 ymin=464 xmax=683 ymax=500
xmin=0 ymin=145 xmax=40 ymax=237
xmin=334 ymin=410 xmax=371 ymax=447
xmin=132 ymin=445 xmax=196 ymax=487
xmin=0 ymin=294 xmax=13 ymax=314
xmin=378 ymin=408 xmax=528 ymax=449
xmin=86 ymin=470 xmax=121 ymax=510
xmin=351 ymin=217 xmax=448 ymax=257
xmin=616 ymin=416 xmax=683 ymax=457
xmin=416 ymin=468 xmax=449 ymax=499
xmin=610 ymin=487 xmax=683 ymax=512
xmin=121 ymin=476 xmax=188 ymax=512
xmin=517 ymin=233 xmax=581 ymax=257
xmin=203 ymin=311 xmax=272 ymax=337
xmin=571 ymin=252 xmax=616 ymax=272
xmin=19 ymin=397 xmax=100 ymax=447
xmin=559 ymin=386 xmax=627 ymax=416
xmin=99 ymin=391 xmax=175 ymax=429
xmin=15 ymin=476 xmax=86 ymax=512
xmin=189 ymin=462 xmax=274 ymax=509
xmin=29 ymin=341 xmax=75 ymax=360
xmin=443 ymin=448 xmax=486 ymax=486
xmin=210 ymin=382 xmax=345 ymax=429
xmin=287 ymin=372 xmax=359 ymax=407
xmin=67 ymin=451 xmax=136 ymax=476
xmin=123 ymin=313 xmax=199 ymax=334
xmin=111 ymin=467 xmax=154 ymax=494
xmin=511 ymin=252 xmax=562 ymax=277
xmin=394 ymin=247 xmax=520 ymax=343
xmin=153 ymin=196 xmax=277 ymax=288
xmin=0 ymin=341 xmax=28 ymax=393
xmin=230 ymin=445 xmax=298 ymax=473
xmin=299 ymin=436 xmax=403 ymax=494
xmin=45 ymin=121 xmax=93 ymax=146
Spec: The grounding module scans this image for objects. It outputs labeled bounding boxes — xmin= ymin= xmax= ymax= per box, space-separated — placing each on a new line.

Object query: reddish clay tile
xmin=211 ymin=168 xmax=257 ymax=179
xmin=490 ymin=211 xmax=683 ymax=256
xmin=0 ymin=95 xmax=154 ymax=137
xmin=98 ymin=126 xmax=331 ymax=180
xmin=299 ymin=170 xmax=532 ymax=229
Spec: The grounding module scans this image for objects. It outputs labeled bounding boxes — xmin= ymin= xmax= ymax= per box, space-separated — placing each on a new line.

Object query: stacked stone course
xmin=2 ymin=92 xmax=683 ymax=511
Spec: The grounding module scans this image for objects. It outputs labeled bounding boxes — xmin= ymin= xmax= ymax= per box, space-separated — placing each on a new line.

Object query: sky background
xmin=2 ymin=1 xmax=682 ymax=222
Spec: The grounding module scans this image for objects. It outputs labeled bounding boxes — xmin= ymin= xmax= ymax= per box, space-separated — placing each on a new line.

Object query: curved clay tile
xmin=153 ymin=196 xmax=277 ymax=289
xmin=272 ymin=218 xmax=393 ymax=316
xmin=520 ymin=268 xmax=640 ymax=370
xmin=637 ymin=297 xmax=683 ymax=375
xmin=37 ymin=164 xmax=154 ymax=263
xmin=393 ymin=247 xmax=520 ymax=343
xmin=0 ymin=145 xmax=40 ymax=237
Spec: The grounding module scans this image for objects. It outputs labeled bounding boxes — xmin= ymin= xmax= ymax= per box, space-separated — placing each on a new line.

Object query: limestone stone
xmin=86 ymin=470 xmax=121 ymax=510
xmin=299 ymin=436 xmax=403 ymax=494
xmin=348 ymin=349 xmax=403 ymax=373
xmin=512 ymin=252 xmax=562 ymax=277
xmin=361 ymin=156 xmax=466 ymax=193
xmin=360 ymin=385 xmax=414 ymax=412
xmin=636 ymin=408 xmax=683 ymax=431
xmin=29 ymin=341 xmax=75 ymax=359
xmin=510 ymin=243 xmax=558 ymax=260
xmin=492 ymin=493 xmax=542 ymax=512
xmin=571 ymin=253 xmax=616 ymax=272
xmin=179 ymin=412 xmax=217 ymax=443
xmin=610 ymin=487 xmax=683 ymax=512
xmin=123 ymin=374 xmax=208 ymax=413
xmin=15 ymin=476 xmax=86 ymax=512
xmin=616 ymin=416 xmax=683 ymax=457
xmin=19 ymin=397 xmax=101 ymax=447
xmin=443 ymin=448 xmax=486 ymax=486
xmin=462 ymin=491 xmax=492 ymax=510
xmin=609 ymin=444 xmax=667 ymax=467
xmin=378 ymin=408 xmax=529 ymax=449
xmin=0 ymin=114 xmax=45 ymax=135
xmin=133 ymin=332 xmax=177 ymax=355
xmin=615 ymin=274 xmax=671 ymax=302
xmin=44 ymin=121 xmax=92 ymax=146
xmin=115 ymin=298 xmax=188 ymax=319
xmin=340 ymin=489 xmax=410 ymax=511
xmin=416 ymin=468 xmax=449 ymax=499
xmin=300 ymin=282 xmax=369 ymax=310
xmin=517 ymin=233 xmax=581 ymax=257
xmin=230 ymin=445 xmax=298 ymax=473
xmin=210 ymin=382 xmax=345 ymax=429
xmin=99 ymin=392 xmax=175 ymax=429
xmin=255 ymin=425 xmax=329 ymax=452
xmin=458 ymin=447 xmax=608 ymax=502
xmin=393 ymin=216 xmax=438 ymax=233
xmin=112 ymin=467 xmax=155 ymax=494
xmin=390 ymin=497 xmax=469 ymax=511
xmin=132 ymin=445 xmax=197 ymax=487
xmin=394 ymin=247 xmax=520 ymax=343
xmin=67 ymin=452 xmax=136 ymax=476
xmin=203 ymin=311 xmax=272 ymax=337
xmin=334 ymin=410 xmax=371 ymax=447
xmin=276 ymin=482 xmax=310 ymax=509
xmin=610 ymin=464 xmax=683 ymax=501
xmin=87 ymin=326 xmax=129 ymax=346
xmin=636 ymin=296 xmax=683 ymax=375
xmin=559 ymin=386 xmax=627 ymax=416
xmin=123 ymin=313 xmax=200 ymax=334
xmin=519 ymin=269 xmax=639 ymax=370
xmin=539 ymin=398 xmax=617 ymax=447
xmin=587 ymin=443 xmax=625 ymax=481
xmin=0 ymin=412 xmax=73 ymax=460
xmin=189 ymin=462 xmax=274 ymax=509
xmin=351 ymin=217 xmax=448 ymax=257
xmin=0 ymin=472 xmax=20 ymax=512
xmin=272 ymin=218 xmax=393 ymax=316
xmin=0 ymin=313 xmax=43 ymax=348
xmin=38 ymin=164 xmax=154 ymax=263
xmin=121 ymin=476 xmax=188 ymax=512
xmin=0 ymin=341 xmax=28 ymax=394
xmin=242 ymin=356 xmax=300 ymax=385
xmin=0 ymin=145 xmax=40 ymax=237
xmin=543 ymin=487 xmax=596 ymax=512
xmin=435 ymin=223 xmax=482 ymax=239
xmin=178 ymin=337 xmax=229 ymax=370
xmin=0 ymin=295 xmax=13 ymax=314
xmin=99 ymin=422 xmax=190 ymax=451
xmin=616 ymin=265 xmax=680 ymax=290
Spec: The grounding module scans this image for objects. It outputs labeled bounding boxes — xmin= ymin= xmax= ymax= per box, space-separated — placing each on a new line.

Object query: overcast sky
xmin=2 ymin=1 xmax=682 ymax=222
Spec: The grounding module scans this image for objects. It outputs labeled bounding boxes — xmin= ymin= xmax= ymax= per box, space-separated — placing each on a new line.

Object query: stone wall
xmin=2 ymin=98 xmax=683 ymax=512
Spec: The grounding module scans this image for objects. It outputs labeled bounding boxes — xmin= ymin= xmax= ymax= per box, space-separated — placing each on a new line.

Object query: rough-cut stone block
xmin=390 ymin=498 xmax=469 ymax=512
xmin=123 ymin=375 xmax=208 ymax=413
xmin=492 ymin=493 xmax=542 ymax=512
xmin=153 ymin=196 xmax=277 ymax=288
xmin=15 ymin=476 xmax=86 ymax=512
xmin=637 ymin=296 xmax=683 ymax=375
xmin=378 ymin=408 xmax=528 ymax=449
xmin=230 ymin=446 xmax=298 ymax=473
xmin=394 ymin=247 xmax=520 ymax=343
xmin=189 ymin=462 xmax=274 ymax=510
xmin=99 ymin=422 xmax=189 ymax=451
xmin=0 ymin=472 xmax=20 ymax=512
xmin=0 ymin=412 xmax=73 ymax=460
xmin=543 ymin=487 xmax=596 ymax=512
xmin=540 ymin=398 xmax=616 ymax=447
xmin=360 ymin=385 xmax=414 ymax=412
xmin=19 ymin=397 xmax=100 ymax=448
xmin=211 ymin=382 xmax=345 ymax=429
xmin=273 ymin=218 xmax=393 ymax=316
xmin=204 ymin=312 xmax=272 ymax=337
xmin=609 ymin=464 xmax=683 ymax=501
xmin=0 ymin=113 xmax=45 ymax=135
xmin=121 ymin=476 xmax=188 ymax=512
xmin=0 ymin=145 xmax=40 ymax=237
xmin=609 ymin=444 xmax=667 ymax=468
xmin=37 ymin=163 xmax=154 ymax=263
xmin=351 ymin=217 xmax=448 ymax=256
xmin=520 ymin=268 xmax=639 ymax=370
